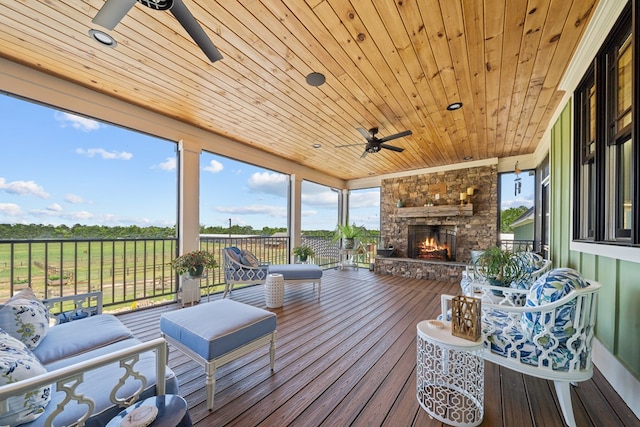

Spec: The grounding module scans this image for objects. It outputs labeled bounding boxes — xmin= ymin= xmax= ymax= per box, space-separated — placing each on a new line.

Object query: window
xmin=573 ymin=3 xmax=638 ymax=246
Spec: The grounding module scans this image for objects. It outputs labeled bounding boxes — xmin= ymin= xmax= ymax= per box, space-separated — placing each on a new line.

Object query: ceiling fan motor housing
xmin=138 ymin=0 xmax=172 ymax=11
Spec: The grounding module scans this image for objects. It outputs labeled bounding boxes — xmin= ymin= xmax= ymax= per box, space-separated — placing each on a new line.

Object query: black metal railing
xmin=499 ymin=239 xmax=535 ymax=252
xmin=0 ymin=235 xmax=365 ymax=312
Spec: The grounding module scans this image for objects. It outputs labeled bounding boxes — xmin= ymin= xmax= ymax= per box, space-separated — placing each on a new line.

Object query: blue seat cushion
xmin=268 ymin=264 xmax=322 ymax=280
xmin=160 ymin=299 xmax=276 ymax=361
xmin=33 ymin=314 xmax=134 ymax=365
xmin=25 ymin=337 xmax=178 ymax=427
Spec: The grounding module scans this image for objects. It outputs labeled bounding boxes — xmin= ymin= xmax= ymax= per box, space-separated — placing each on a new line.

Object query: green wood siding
xmin=550 ymin=102 xmax=640 ymax=379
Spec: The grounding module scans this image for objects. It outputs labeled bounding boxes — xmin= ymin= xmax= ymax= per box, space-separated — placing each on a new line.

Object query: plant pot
xmin=188 ymin=264 xmax=205 ymax=278
xmin=298 ymin=255 xmax=308 ymax=263
xmin=343 ymin=238 xmax=355 ymax=249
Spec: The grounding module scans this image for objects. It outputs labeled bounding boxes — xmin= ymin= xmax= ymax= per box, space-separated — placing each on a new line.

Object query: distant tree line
xmin=0 ymin=223 xmax=347 ymax=239
xmin=0 ymin=224 xmax=380 ymax=240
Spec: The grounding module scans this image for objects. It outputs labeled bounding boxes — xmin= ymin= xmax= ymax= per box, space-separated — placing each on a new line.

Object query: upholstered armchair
xmin=222 ymin=247 xmax=268 ymax=298
xmin=473 ymin=268 xmax=600 ymax=427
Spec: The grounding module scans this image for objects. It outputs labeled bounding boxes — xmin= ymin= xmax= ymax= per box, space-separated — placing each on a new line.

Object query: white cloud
xmin=47 ymin=203 xmax=62 ymax=212
xmin=54 ymin=112 xmax=102 ymax=131
xmin=0 ymin=178 xmax=49 ymax=198
xmin=64 ymin=194 xmax=85 ymax=204
xmin=247 ymin=172 xmax=288 ymax=197
xmin=349 ymin=190 xmax=380 ymax=208
xmin=156 ymin=157 xmax=176 ymax=171
xmin=501 ymin=194 xmax=534 ymax=209
xmin=0 ymin=203 xmax=22 ymax=216
xmin=203 ymin=159 xmax=223 ymax=173
xmin=301 ymin=189 xmax=338 ymax=207
xmin=76 ymin=148 xmax=133 ymax=160
xmin=215 ymin=204 xmax=287 ymax=218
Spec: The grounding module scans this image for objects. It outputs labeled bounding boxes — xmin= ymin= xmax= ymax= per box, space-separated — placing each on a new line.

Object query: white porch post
xmin=289 ymin=174 xmax=302 ymax=263
xmin=340 ymin=189 xmax=349 ymax=226
xmin=177 ymin=140 xmax=201 ymax=254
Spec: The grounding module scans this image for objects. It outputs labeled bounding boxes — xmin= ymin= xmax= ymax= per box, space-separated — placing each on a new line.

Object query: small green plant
xmin=292 ymin=245 xmax=315 ymax=261
xmin=474 ymin=246 xmax=524 ymax=287
xmin=171 ymin=250 xmax=218 ymax=276
xmin=332 ymin=223 xmax=366 ymax=249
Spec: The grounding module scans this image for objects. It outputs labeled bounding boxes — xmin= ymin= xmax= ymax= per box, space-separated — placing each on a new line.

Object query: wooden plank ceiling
xmin=0 ymin=0 xmax=598 ymax=180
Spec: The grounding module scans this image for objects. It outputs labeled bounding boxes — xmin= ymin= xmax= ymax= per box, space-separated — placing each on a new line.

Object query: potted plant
xmin=473 ymin=246 xmax=524 ymax=287
xmin=171 ymin=250 xmax=218 ymax=277
xmin=292 ymin=245 xmax=315 ymax=262
xmin=332 ymin=223 xmax=366 ymax=249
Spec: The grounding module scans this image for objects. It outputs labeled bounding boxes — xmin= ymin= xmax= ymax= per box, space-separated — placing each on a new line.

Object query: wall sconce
xmin=466 ymin=187 xmax=474 ymax=204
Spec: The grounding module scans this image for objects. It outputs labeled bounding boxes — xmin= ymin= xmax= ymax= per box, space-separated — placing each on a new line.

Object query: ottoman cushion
xmin=267 ymin=264 xmax=322 ymax=280
xmin=160 ymin=300 xmax=276 ymax=361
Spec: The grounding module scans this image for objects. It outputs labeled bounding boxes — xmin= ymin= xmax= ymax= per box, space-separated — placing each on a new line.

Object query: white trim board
xmin=593 ymin=338 xmax=640 ymax=420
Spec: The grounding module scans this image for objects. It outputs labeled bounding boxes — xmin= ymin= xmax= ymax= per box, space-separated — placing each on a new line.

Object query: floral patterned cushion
xmin=483 ymin=309 xmax=582 ymax=371
xmin=0 ymin=328 xmax=51 ymax=426
xmin=520 ymin=268 xmax=588 ymax=343
xmin=0 ymin=289 xmax=50 ymax=349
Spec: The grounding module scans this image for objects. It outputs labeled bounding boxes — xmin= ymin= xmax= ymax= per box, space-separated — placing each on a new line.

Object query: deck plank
xmin=116 ymin=269 xmax=638 ymax=427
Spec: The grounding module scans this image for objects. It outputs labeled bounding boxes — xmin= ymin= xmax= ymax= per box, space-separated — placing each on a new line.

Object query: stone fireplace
xmin=375 ymin=165 xmax=498 ymax=282
xmin=407 ymin=224 xmax=456 ymax=261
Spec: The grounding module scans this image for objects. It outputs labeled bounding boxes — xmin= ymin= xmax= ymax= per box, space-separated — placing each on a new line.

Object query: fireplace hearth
xmin=407 ymin=225 xmax=457 ymax=261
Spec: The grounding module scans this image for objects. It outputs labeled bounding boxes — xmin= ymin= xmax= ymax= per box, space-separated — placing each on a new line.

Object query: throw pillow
xmin=521 ymin=268 xmax=588 ymax=344
xmin=0 ymin=328 xmax=51 ymax=426
xmin=225 ymin=247 xmax=242 ymax=264
xmin=239 ymin=250 xmax=260 ymax=268
xmin=0 ymin=290 xmax=50 ymax=350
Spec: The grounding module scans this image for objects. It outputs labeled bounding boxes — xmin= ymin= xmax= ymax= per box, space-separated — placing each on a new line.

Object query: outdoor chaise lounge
xmin=222 ymin=246 xmax=322 ymax=299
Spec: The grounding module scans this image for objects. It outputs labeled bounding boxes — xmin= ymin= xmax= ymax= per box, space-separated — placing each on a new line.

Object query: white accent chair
xmin=222 ymin=247 xmax=268 ymax=298
xmin=471 ymin=268 xmax=600 ymax=427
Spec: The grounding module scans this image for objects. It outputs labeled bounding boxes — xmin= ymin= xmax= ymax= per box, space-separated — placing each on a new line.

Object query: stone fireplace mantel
xmin=396 ymin=204 xmax=473 ymax=218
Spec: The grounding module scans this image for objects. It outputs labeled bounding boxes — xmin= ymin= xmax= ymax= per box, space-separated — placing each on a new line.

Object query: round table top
xmin=106 ymin=394 xmax=190 ymax=427
xmin=417 ymin=319 xmax=483 ymax=350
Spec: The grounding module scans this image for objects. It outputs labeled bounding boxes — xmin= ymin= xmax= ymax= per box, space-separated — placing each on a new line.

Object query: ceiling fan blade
xmin=377 ymin=130 xmax=412 ymax=144
xmin=170 ymin=0 xmax=223 ymax=62
xmin=357 ymin=127 xmax=374 ymax=141
xmin=93 ymin=0 xmax=137 ymax=30
xmin=380 ymin=143 xmax=405 ymax=152
xmin=360 ymin=150 xmax=368 ymax=158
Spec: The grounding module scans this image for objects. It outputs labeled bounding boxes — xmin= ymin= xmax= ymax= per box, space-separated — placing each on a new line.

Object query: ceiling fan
xmin=92 ymin=0 xmax=223 ymax=62
xmin=336 ymin=127 xmax=412 ymax=158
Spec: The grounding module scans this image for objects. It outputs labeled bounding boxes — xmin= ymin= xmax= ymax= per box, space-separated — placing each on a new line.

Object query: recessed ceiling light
xmin=306 ymin=72 xmax=326 ymax=87
xmin=89 ymin=29 xmax=117 ymax=48
xmin=312 ymin=143 xmax=321 ymax=148
xmin=464 ymin=156 xmax=473 ymax=161
xmin=447 ymin=102 xmax=463 ymax=111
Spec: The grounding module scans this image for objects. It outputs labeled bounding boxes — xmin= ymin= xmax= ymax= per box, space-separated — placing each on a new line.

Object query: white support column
xmin=177 ymin=140 xmax=201 ymax=254
xmin=177 ymin=140 xmax=202 ymax=305
xmin=289 ymin=174 xmax=302 ymax=263
xmin=340 ymin=188 xmax=349 ymax=226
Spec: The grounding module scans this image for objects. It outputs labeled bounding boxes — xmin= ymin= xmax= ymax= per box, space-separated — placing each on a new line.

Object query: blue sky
xmin=0 ymin=94 xmax=380 ymax=231
xmin=1 ymin=93 xmax=531 ymax=231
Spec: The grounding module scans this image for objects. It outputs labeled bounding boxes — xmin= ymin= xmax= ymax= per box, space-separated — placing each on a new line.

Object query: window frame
xmin=573 ymin=1 xmax=638 ymax=247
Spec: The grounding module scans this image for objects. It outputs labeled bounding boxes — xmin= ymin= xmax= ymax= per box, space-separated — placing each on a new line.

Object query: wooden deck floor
xmin=117 ymin=269 xmax=639 ymax=427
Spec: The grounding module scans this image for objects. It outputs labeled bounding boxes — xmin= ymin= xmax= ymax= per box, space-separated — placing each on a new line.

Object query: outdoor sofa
xmin=0 ymin=289 xmax=177 ymax=427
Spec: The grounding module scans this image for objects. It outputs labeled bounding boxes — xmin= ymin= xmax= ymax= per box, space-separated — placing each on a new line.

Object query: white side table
xmin=416 ymin=320 xmax=484 ymax=427
xmin=180 ymin=276 xmax=203 ymax=307
xmin=339 ymin=248 xmax=358 ymax=270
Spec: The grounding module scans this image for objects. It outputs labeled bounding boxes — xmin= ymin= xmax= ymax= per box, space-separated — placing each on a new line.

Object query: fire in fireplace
xmin=407 ymin=225 xmax=457 ymax=261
